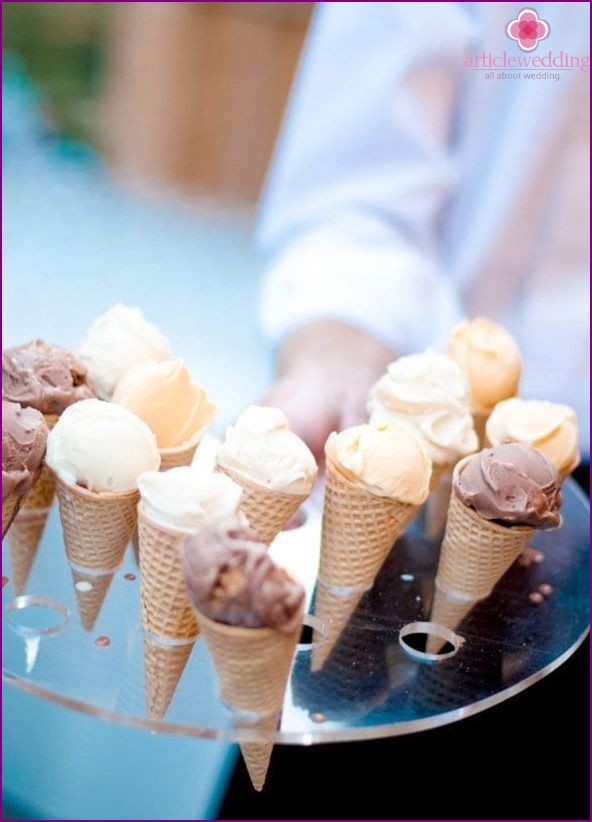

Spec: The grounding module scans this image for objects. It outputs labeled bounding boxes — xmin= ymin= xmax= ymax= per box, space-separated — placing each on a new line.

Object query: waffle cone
xmin=71 ymin=567 xmax=115 ymax=631
xmin=437 ymin=461 xmax=534 ymax=599
xmin=217 ymin=465 xmax=309 ymax=546
xmin=425 ymin=583 xmax=478 ymax=654
xmin=7 ymin=509 xmax=48 ymax=594
xmin=159 ymin=435 xmax=202 ymax=471
xmin=143 ymin=634 xmax=195 ymax=719
xmin=235 ymin=713 xmax=278 ymax=792
xmin=55 ymin=477 xmax=139 ymax=569
xmin=138 ymin=506 xmax=199 ymax=640
xmin=319 ymin=440 xmax=418 ymax=591
xmin=310 ymin=580 xmax=363 ymax=672
xmin=473 ymin=410 xmax=489 ymax=449
xmin=20 ymin=413 xmax=60 ymax=511
xmin=3 ymin=494 xmax=23 ymax=539
xmin=195 ymin=609 xmax=302 ymax=792
xmin=424 ymin=464 xmax=454 ymax=539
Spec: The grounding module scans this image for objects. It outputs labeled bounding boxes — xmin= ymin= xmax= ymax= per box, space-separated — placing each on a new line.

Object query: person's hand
xmin=259 ymin=319 xmax=397 ymax=464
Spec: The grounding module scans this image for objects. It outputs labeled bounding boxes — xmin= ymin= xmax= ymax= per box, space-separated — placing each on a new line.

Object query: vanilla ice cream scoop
xmin=138 ymin=466 xmax=243 ymax=531
xmin=485 ymin=398 xmax=580 ymax=478
xmin=46 ymin=398 xmax=160 ymax=492
xmin=330 ymin=421 xmax=432 ymax=505
xmin=216 ymin=405 xmax=318 ymax=494
xmin=112 ymin=358 xmax=216 ymax=449
xmin=367 ymin=349 xmax=478 ymax=466
xmin=75 ymin=304 xmax=171 ymax=400
xmin=446 ymin=316 xmax=522 ymax=414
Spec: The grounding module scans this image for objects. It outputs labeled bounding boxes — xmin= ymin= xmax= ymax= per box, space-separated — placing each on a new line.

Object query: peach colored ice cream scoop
xmin=446 ymin=316 xmax=522 ymax=415
xmin=112 ymin=358 xmax=216 ymax=449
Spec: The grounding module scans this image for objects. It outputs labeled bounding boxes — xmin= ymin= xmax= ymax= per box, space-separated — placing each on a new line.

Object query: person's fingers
xmin=259 ymin=376 xmax=338 ymax=461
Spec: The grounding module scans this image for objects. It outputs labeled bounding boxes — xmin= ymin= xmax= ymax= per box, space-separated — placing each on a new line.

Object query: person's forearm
xmin=276 ymin=319 xmax=397 ymax=384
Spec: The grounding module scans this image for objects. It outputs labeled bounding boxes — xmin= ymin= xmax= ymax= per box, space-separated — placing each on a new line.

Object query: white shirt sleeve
xmin=256 ymin=1 xmax=472 ymax=355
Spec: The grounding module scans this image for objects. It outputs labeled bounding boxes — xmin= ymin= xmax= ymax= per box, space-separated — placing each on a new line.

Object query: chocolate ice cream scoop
xmin=183 ymin=515 xmax=305 ymax=634
xmin=2 ymin=399 xmax=49 ymax=497
xmin=3 ymin=339 xmax=96 ymax=415
xmin=454 ymin=442 xmax=562 ymax=529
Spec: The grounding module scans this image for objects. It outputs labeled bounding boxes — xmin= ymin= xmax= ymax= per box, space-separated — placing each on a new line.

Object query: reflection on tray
xmin=2 ymin=480 xmax=590 ymax=744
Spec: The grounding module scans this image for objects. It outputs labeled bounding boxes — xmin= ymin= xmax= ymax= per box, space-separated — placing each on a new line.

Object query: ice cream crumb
xmin=75 ymin=581 xmax=93 ymax=592
xmin=529 ymin=592 xmax=544 ymax=605
xmin=94 ymin=635 xmax=111 ymax=647
xmin=400 ymin=573 xmax=414 ymax=582
xmin=538 ymin=583 xmax=553 ymax=596
xmin=310 ymin=712 xmax=326 ymax=723
xmin=124 ymin=573 xmax=137 ymax=582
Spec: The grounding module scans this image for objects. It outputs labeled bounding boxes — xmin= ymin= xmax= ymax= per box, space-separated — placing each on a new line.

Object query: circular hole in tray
xmin=398 ymin=621 xmax=463 ymax=662
xmin=297 ymin=613 xmax=327 ymax=649
xmin=6 ymin=595 xmax=70 ymax=637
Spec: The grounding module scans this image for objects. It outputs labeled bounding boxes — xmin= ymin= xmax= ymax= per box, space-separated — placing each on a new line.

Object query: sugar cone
xmin=319 ymin=438 xmax=419 ymax=591
xmin=143 ymin=634 xmax=195 ymax=719
xmin=137 ymin=505 xmax=199 ymax=640
xmin=3 ymin=494 xmax=24 ymax=540
xmin=216 ymin=465 xmax=309 ymax=546
xmin=12 ymin=413 xmax=60 ymax=556
xmin=7 ymin=509 xmax=48 ymax=594
xmin=473 ymin=410 xmax=489 ymax=449
xmin=159 ymin=430 xmax=204 ymax=471
xmin=310 ymin=579 xmax=364 ymax=672
xmin=70 ymin=566 xmax=115 ymax=631
xmin=55 ymin=476 xmax=139 ymax=570
xmin=195 ymin=609 xmax=302 ymax=792
xmin=424 ymin=462 xmax=454 ymax=539
xmin=436 ymin=459 xmax=534 ymax=600
xmin=425 ymin=582 xmax=478 ymax=654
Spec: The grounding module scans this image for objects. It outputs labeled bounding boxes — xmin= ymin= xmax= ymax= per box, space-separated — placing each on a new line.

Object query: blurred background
xmin=2 ymin=4 xmax=315 ymax=821
xmin=3 ymin=1 xmax=314 ymax=206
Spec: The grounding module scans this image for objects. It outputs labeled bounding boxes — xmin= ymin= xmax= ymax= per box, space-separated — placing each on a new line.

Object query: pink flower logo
xmin=506 ymin=8 xmax=550 ymax=52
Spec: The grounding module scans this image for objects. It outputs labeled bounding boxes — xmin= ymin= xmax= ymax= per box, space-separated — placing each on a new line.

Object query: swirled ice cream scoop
xmin=138 ymin=466 xmax=242 ymax=531
xmin=216 ymin=405 xmax=318 ymax=494
xmin=3 ymin=339 xmax=96 ymax=414
xmin=183 ymin=515 xmax=305 ymax=634
xmin=367 ymin=349 xmax=478 ymax=465
xmin=446 ymin=317 xmax=522 ymax=414
xmin=46 ymin=398 xmax=160 ymax=492
xmin=329 ymin=421 xmax=432 ymax=504
xmin=75 ymin=304 xmax=171 ymax=400
xmin=2 ymin=400 xmax=49 ymax=497
xmin=485 ymin=398 xmax=580 ymax=479
xmin=454 ymin=442 xmax=562 ymax=529
xmin=112 ymin=358 xmax=216 ymax=449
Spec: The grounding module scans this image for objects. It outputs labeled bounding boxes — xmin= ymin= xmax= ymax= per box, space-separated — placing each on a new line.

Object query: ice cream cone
xmin=7 ymin=509 xmax=49 ymax=594
xmin=55 ymin=476 xmax=140 ymax=570
xmin=217 ymin=465 xmax=308 ymax=546
xmin=70 ymin=565 xmax=115 ymax=631
xmin=319 ymin=439 xmax=419 ymax=592
xmin=3 ymin=494 xmax=23 ymax=539
xmin=159 ymin=429 xmax=204 ymax=471
xmin=310 ymin=579 xmax=364 ymax=672
xmin=195 ymin=609 xmax=302 ymax=792
xmin=424 ymin=463 xmax=454 ymax=539
xmin=473 ymin=409 xmax=489 ymax=448
xmin=425 ymin=582 xmax=479 ymax=654
xmin=436 ymin=461 xmax=534 ymax=600
xmin=137 ymin=505 xmax=199 ymax=640
xmin=143 ymin=633 xmax=195 ymax=719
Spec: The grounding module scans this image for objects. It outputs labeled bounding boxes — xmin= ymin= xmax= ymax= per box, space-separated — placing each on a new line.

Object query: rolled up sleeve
xmin=257 ymin=1 xmax=473 ymax=354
